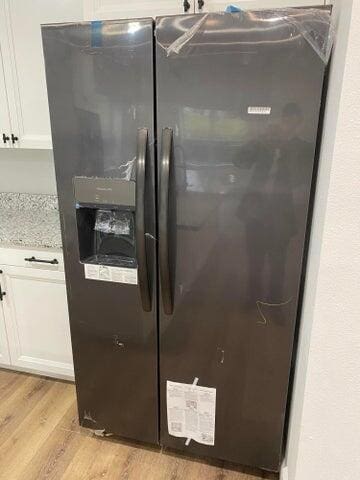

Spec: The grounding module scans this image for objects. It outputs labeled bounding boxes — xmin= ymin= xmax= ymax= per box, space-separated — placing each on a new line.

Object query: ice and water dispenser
xmin=74 ymin=177 xmax=136 ymax=269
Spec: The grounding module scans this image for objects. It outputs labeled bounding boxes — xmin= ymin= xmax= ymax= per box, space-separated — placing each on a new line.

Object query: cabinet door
xmin=0 ymin=44 xmax=12 ymax=149
xmin=83 ymin=0 xmax=194 ymax=20
xmin=0 ymin=0 xmax=82 ymax=149
xmin=1 ymin=265 xmax=74 ymax=380
xmin=0 ymin=294 xmax=10 ymax=366
xmin=195 ymin=0 xmax=325 ymax=12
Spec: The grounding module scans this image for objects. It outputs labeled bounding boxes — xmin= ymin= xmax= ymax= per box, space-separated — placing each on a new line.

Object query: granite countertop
xmin=0 ymin=193 xmax=62 ymax=249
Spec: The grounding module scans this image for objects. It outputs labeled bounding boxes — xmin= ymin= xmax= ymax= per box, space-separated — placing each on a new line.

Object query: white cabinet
xmin=0 ymin=247 xmax=74 ymax=380
xmin=0 ymin=45 xmax=12 ymax=149
xmin=0 ymin=0 xmax=83 ymax=149
xmin=83 ymin=0 xmax=194 ymax=20
xmin=195 ymin=0 xmax=325 ymax=12
xmin=0 ymin=291 xmax=10 ymax=365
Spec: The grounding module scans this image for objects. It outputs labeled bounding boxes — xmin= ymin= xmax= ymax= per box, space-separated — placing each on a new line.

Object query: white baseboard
xmin=280 ymin=462 xmax=289 ymax=480
xmin=0 ymin=363 xmax=74 ymax=382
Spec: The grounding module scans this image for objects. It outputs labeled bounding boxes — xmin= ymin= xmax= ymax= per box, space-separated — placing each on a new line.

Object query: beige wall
xmin=284 ymin=1 xmax=360 ymax=479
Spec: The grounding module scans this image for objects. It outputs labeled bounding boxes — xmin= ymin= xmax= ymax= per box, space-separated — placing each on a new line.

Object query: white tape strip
xmin=185 ymin=376 xmax=199 ymax=446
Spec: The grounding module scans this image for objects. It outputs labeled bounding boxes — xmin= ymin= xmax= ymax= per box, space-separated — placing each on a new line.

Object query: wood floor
xmin=0 ymin=369 xmax=278 ymax=480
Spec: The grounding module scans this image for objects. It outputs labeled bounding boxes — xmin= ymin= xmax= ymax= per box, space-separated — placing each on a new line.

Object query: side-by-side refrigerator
xmin=42 ymin=8 xmax=332 ymax=471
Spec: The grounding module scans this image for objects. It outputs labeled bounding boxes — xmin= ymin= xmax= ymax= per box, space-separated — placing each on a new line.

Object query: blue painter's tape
xmin=91 ymin=21 xmax=103 ymax=47
xmin=225 ymin=5 xmax=242 ymax=13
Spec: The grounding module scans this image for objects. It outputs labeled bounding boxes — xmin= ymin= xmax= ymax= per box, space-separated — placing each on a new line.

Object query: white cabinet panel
xmin=0 ymin=246 xmax=64 ymax=271
xmin=1 ymin=265 xmax=74 ymax=380
xmin=195 ymin=0 xmax=325 ymax=12
xmin=0 ymin=297 xmax=10 ymax=366
xmin=0 ymin=0 xmax=83 ymax=149
xmin=0 ymin=44 xmax=12 ymax=149
xmin=84 ymin=0 xmax=194 ymax=20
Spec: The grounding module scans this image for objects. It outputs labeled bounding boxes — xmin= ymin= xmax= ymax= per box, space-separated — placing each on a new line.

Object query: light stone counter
xmin=0 ymin=193 xmax=62 ymax=249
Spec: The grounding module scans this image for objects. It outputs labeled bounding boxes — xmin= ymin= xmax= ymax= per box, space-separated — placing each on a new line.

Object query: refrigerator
xmin=42 ymin=8 xmax=332 ymax=472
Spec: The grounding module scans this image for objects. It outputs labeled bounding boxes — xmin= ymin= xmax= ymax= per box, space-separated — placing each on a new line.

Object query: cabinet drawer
xmin=0 ymin=246 xmax=64 ymax=271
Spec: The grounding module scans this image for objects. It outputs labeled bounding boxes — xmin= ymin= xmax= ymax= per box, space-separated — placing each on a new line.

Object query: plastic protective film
xmin=156 ymin=8 xmax=334 ymax=64
xmin=118 ymin=157 xmax=136 ymax=181
xmin=94 ymin=210 xmax=132 ymax=236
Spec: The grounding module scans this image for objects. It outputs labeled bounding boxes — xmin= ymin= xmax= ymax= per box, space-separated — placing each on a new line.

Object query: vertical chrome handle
xmin=136 ymin=128 xmax=151 ymax=312
xmin=159 ymin=128 xmax=173 ymax=315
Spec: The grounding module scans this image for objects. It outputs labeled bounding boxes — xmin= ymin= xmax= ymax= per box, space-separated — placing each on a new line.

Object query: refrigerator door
xmin=156 ymin=11 xmax=328 ymax=470
xmin=42 ymin=19 xmax=158 ymax=443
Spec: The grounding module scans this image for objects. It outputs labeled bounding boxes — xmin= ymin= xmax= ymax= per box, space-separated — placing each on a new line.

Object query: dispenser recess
xmin=74 ymin=177 xmax=137 ymax=278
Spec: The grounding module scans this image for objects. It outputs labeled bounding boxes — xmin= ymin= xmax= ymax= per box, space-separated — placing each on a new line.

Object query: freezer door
xmin=156 ymin=11 xmax=328 ymax=470
xmin=42 ymin=19 xmax=158 ymax=443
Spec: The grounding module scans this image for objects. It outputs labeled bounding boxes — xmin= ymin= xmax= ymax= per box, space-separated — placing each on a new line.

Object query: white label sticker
xmin=167 ymin=381 xmax=216 ymax=446
xmin=248 ymin=106 xmax=271 ymax=115
xmin=84 ymin=263 xmax=99 ymax=280
xmin=84 ymin=264 xmax=137 ymax=285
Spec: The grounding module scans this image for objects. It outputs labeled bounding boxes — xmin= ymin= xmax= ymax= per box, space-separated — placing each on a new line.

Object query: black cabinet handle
xmin=136 ymin=128 xmax=151 ymax=312
xmin=0 ymin=290 xmax=5 ymax=301
xmin=198 ymin=0 xmax=205 ymax=9
xmin=159 ymin=128 xmax=173 ymax=315
xmin=11 ymin=134 xmax=18 ymax=144
xmin=2 ymin=133 xmax=9 ymax=144
xmin=0 ymin=282 xmax=6 ymax=302
xmin=24 ymin=256 xmax=59 ymax=265
xmin=183 ymin=0 xmax=191 ymax=12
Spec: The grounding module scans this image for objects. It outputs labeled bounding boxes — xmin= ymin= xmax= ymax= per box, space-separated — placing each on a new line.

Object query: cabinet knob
xmin=183 ymin=0 xmax=191 ymax=12
xmin=0 ymin=286 xmax=6 ymax=302
xmin=11 ymin=134 xmax=18 ymax=144
xmin=198 ymin=0 xmax=205 ymax=9
xmin=2 ymin=133 xmax=10 ymax=144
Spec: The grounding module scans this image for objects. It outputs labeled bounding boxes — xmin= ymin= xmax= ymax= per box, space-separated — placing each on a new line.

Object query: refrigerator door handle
xmin=159 ymin=128 xmax=173 ymax=315
xmin=136 ymin=128 xmax=152 ymax=312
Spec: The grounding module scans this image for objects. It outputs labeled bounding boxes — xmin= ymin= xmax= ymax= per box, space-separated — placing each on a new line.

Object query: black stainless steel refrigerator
xmin=42 ymin=8 xmax=331 ymax=471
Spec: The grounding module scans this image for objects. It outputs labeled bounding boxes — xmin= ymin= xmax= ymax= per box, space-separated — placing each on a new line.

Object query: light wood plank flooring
xmin=0 ymin=369 xmax=278 ymax=480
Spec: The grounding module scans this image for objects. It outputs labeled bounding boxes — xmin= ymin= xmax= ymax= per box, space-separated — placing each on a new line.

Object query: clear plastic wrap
xmin=264 ymin=8 xmax=334 ymax=64
xmin=157 ymin=8 xmax=334 ymax=64
xmin=94 ymin=210 xmax=132 ymax=236
xmin=161 ymin=13 xmax=209 ymax=56
xmin=116 ymin=156 xmax=136 ymax=181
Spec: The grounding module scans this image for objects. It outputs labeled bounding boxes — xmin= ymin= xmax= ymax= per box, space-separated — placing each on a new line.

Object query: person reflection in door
xmin=236 ymin=103 xmax=313 ymax=321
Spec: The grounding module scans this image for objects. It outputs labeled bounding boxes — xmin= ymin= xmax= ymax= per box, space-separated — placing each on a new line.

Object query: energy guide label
xmin=247 ymin=106 xmax=271 ymax=115
xmin=84 ymin=264 xmax=138 ymax=285
xmin=167 ymin=381 xmax=216 ymax=446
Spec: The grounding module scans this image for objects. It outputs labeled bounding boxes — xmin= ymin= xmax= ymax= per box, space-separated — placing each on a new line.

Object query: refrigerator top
xmin=155 ymin=8 xmax=334 ymax=64
xmin=42 ymin=16 xmax=154 ymax=29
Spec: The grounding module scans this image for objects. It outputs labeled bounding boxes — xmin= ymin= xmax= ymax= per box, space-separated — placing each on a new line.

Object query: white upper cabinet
xmin=195 ymin=0 xmax=325 ymax=13
xmin=83 ymin=0 xmax=194 ymax=20
xmin=0 ymin=45 xmax=12 ymax=149
xmin=0 ymin=0 xmax=83 ymax=149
